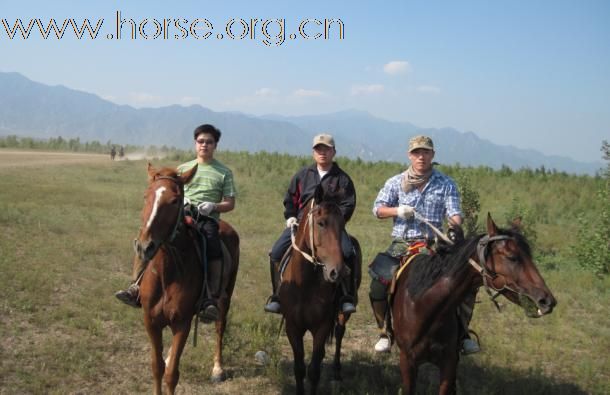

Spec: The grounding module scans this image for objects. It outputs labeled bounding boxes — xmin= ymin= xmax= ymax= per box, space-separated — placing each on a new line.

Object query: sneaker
xmin=264 ymin=297 xmax=281 ymax=314
xmin=461 ymin=338 xmax=481 ymax=355
xmin=374 ymin=336 xmax=391 ymax=353
xmin=341 ymin=302 xmax=357 ymax=314
xmin=115 ymin=284 xmax=141 ymax=307
xmin=199 ymin=303 xmax=219 ymax=323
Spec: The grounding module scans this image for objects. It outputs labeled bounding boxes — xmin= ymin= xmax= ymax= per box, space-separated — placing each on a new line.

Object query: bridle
xmin=146 ymin=175 xmax=185 ymax=245
xmin=468 ymin=234 xmax=523 ymax=311
xmin=290 ymin=199 xmax=325 ymax=267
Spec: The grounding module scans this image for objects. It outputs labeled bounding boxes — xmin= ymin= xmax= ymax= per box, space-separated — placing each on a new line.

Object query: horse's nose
xmin=537 ymin=293 xmax=557 ymax=315
xmin=326 ymin=267 xmax=339 ymax=283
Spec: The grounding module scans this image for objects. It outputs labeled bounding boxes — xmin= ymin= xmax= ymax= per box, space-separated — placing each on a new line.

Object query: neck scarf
xmin=401 ymin=166 xmax=433 ymax=193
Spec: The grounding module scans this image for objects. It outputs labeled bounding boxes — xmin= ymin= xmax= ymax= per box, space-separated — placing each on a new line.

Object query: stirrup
xmin=461 ymin=338 xmax=481 ymax=355
xmin=114 ymin=284 xmax=141 ymax=308
xmin=341 ymin=302 xmax=356 ymax=314
xmin=264 ymin=296 xmax=281 ymax=314
xmin=198 ymin=301 xmax=219 ymax=323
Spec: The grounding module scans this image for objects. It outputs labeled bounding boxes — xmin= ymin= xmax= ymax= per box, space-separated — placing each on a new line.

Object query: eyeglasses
xmin=196 ymin=139 xmax=215 ymax=145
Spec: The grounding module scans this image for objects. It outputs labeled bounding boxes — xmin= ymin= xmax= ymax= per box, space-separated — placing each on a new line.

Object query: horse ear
xmin=180 ymin=164 xmax=198 ymax=185
xmin=511 ymin=216 xmax=523 ymax=232
xmin=486 ymin=212 xmax=498 ymax=236
xmin=147 ymin=162 xmax=156 ymax=183
xmin=314 ymin=184 xmax=325 ymax=204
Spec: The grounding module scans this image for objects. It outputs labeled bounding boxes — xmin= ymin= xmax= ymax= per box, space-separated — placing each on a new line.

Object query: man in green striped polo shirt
xmin=115 ymin=124 xmax=236 ymax=323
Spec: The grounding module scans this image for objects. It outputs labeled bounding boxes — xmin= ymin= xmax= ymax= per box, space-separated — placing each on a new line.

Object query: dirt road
xmin=0 ymin=149 xmax=110 ymax=169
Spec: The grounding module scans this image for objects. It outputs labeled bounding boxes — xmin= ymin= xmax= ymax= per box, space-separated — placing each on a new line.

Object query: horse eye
xmin=507 ymin=255 xmax=520 ymax=263
xmin=317 ymin=220 xmax=325 ymax=228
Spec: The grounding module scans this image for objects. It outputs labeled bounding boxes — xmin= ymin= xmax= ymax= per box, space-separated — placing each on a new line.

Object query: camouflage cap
xmin=313 ymin=133 xmax=335 ymax=148
xmin=408 ymin=135 xmax=434 ymax=152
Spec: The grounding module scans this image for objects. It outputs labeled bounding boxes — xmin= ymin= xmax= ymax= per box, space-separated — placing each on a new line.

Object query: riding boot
xmin=459 ymin=289 xmax=480 ymax=355
xmin=115 ymin=255 xmax=145 ymax=308
xmin=339 ymin=274 xmax=356 ymax=314
xmin=199 ymin=256 xmax=222 ymax=323
xmin=264 ymin=259 xmax=281 ymax=313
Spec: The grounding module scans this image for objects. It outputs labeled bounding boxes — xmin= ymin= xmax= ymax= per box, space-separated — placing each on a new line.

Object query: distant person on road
xmin=263 ymin=133 xmax=359 ymax=315
xmin=368 ymin=135 xmax=480 ymax=355
xmin=110 ymin=146 xmax=116 ymax=161
xmin=118 ymin=146 xmax=124 ymax=159
xmin=115 ymin=124 xmax=236 ymax=322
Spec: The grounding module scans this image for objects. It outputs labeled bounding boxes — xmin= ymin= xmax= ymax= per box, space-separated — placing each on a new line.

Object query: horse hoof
xmin=210 ymin=372 xmax=226 ymax=383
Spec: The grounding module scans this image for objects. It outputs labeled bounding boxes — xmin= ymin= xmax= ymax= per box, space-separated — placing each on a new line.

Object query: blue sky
xmin=1 ymin=0 xmax=609 ymax=163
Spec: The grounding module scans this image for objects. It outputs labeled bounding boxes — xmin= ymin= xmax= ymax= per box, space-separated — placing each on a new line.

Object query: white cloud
xmin=351 ymin=84 xmax=385 ymax=96
xmin=383 ymin=61 xmax=411 ymax=75
xmin=292 ymin=89 xmax=327 ymax=98
xmin=255 ymin=87 xmax=279 ymax=97
xmin=417 ymin=85 xmax=441 ymax=94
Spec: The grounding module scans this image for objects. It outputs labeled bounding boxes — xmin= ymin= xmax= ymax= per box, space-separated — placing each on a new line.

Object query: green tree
xmin=455 ymin=172 xmax=481 ymax=236
xmin=574 ymin=141 xmax=610 ymax=276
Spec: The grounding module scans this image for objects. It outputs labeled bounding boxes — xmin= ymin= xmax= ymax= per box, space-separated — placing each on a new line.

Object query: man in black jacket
xmin=264 ymin=133 xmax=358 ymax=314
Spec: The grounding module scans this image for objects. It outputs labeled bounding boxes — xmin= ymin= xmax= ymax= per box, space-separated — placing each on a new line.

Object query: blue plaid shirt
xmin=373 ymin=169 xmax=462 ymax=239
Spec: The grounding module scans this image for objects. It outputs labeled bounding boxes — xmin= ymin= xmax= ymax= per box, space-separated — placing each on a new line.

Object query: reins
xmin=290 ymin=199 xmax=325 ymax=267
xmin=414 ymin=213 xmax=522 ymax=311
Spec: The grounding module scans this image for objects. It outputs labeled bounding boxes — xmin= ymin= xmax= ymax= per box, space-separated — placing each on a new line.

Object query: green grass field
xmin=0 ymin=149 xmax=608 ymax=394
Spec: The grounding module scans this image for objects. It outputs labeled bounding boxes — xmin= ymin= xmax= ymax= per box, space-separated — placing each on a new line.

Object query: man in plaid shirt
xmin=369 ymin=135 xmax=479 ymax=355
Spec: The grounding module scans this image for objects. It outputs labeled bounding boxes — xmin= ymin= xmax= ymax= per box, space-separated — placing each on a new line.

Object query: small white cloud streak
xmin=383 ymin=61 xmax=411 ymax=75
xmin=351 ymin=84 xmax=385 ymax=95
xmin=255 ymin=88 xmax=279 ymax=97
xmin=293 ymin=89 xmax=327 ymax=98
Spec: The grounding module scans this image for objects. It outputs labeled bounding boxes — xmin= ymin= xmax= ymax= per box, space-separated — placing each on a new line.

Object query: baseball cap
xmin=408 ymin=135 xmax=434 ymax=152
xmin=312 ymin=133 xmax=335 ymax=148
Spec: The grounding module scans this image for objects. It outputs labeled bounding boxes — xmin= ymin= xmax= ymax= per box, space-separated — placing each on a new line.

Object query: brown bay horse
xmin=390 ymin=213 xmax=556 ymax=394
xmin=279 ymin=185 xmax=362 ymax=395
xmin=135 ymin=164 xmax=240 ymax=395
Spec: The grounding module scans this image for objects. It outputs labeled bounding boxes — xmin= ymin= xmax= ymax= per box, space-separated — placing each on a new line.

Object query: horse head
xmin=298 ymin=184 xmax=345 ymax=283
xmin=480 ymin=213 xmax=557 ymax=317
xmin=134 ymin=163 xmax=198 ymax=263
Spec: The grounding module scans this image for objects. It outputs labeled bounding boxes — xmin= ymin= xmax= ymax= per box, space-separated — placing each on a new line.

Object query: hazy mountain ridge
xmin=0 ymin=72 xmax=602 ymax=174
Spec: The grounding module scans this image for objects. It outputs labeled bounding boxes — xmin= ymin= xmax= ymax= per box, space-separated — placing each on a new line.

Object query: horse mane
xmin=405 ymin=227 xmax=531 ymax=297
xmin=151 ymin=167 xmax=180 ymax=179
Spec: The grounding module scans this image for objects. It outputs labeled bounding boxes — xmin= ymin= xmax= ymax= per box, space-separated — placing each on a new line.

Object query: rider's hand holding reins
xmin=197 ymin=201 xmax=216 ymax=216
xmin=286 ymin=217 xmax=298 ymax=228
xmin=396 ymin=205 xmax=415 ymax=219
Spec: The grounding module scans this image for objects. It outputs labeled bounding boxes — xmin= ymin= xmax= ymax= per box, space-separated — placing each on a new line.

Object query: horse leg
xmin=286 ymin=323 xmax=307 ymax=395
xmin=211 ymin=307 xmax=228 ymax=382
xmin=164 ymin=321 xmax=191 ymax=395
xmin=399 ymin=350 xmax=417 ymax=395
xmin=332 ymin=315 xmax=347 ymax=382
xmin=308 ymin=324 xmax=331 ymax=395
xmin=145 ymin=323 xmax=164 ymax=395
xmin=438 ymin=349 xmax=458 ymax=395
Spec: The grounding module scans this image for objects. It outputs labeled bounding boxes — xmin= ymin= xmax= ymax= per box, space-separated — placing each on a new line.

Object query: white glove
xmin=286 ymin=216 xmax=298 ymax=228
xmin=184 ymin=197 xmax=191 ymax=207
xmin=396 ymin=205 xmax=415 ymax=219
xmin=197 ymin=201 xmax=217 ymax=216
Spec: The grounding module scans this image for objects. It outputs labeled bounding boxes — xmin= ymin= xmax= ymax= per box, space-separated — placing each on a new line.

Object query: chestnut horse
xmin=391 ymin=213 xmax=556 ymax=394
xmin=279 ymin=185 xmax=362 ymax=395
xmin=135 ymin=164 xmax=240 ymax=395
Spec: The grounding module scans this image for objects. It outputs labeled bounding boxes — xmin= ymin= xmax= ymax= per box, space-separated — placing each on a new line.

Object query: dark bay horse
xmin=279 ymin=185 xmax=362 ymax=395
xmin=391 ymin=213 xmax=557 ymax=395
xmin=135 ymin=164 xmax=240 ymax=395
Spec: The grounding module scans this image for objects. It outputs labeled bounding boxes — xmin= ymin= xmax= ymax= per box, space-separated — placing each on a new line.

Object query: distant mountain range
xmin=0 ymin=72 xmax=602 ymax=175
